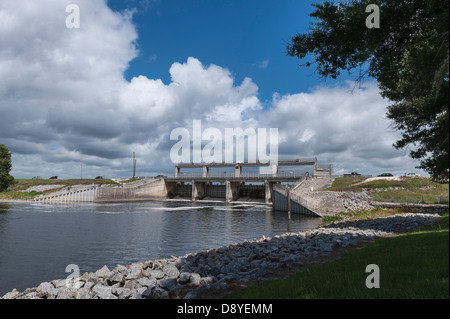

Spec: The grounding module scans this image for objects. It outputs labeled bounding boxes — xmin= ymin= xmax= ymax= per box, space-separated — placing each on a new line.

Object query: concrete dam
xmin=34 ymin=159 xmax=331 ymax=217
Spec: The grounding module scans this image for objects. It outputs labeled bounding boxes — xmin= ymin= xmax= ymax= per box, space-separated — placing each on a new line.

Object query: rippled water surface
xmin=0 ymin=200 xmax=321 ymax=295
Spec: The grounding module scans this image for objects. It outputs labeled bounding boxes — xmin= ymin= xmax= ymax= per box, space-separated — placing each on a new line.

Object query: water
xmin=0 ymin=200 xmax=321 ymax=295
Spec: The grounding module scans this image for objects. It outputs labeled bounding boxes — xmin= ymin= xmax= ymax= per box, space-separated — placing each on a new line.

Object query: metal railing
xmin=169 ymin=171 xmax=309 ymax=179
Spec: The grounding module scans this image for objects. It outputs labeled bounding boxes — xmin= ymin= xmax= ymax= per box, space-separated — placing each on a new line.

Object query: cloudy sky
xmin=1 ymin=0 xmax=425 ymax=179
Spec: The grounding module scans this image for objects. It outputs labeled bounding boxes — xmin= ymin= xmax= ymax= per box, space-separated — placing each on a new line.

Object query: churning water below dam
xmin=0 ymin=200 xmax=321 ymax=295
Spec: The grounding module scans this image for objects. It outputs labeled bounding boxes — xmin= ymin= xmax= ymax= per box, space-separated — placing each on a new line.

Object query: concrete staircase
xmin=33 ymin=178 xmax=163 ymax=203
xmin=34 ymin=187 xmax=97 ymax=203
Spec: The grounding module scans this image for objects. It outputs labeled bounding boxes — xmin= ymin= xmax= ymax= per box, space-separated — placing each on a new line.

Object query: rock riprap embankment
xmin=1 ymin=213 xmax=440 ymax=299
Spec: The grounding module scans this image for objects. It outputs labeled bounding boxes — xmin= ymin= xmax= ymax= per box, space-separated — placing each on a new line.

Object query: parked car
xmin=344 ymin=172 xmax=361 ymax=177
xmin=95 ymin=176 xmax=103 ymax=179
xmin=32 ymin=176 xmax=41 ymax=179
xmin=378 ymin=173 xmax=394 ymax=177
xmin=406 ymin=173 xmax=421 ymax=177
xmin=49 ymin=176 xmax=58 ymax=179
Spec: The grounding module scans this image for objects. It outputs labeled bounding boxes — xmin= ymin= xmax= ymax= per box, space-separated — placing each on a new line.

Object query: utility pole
xmin=81 ymin=155 xmax=83 ymax=179
xmin=132 ymin=152 xmax=136 ymax=179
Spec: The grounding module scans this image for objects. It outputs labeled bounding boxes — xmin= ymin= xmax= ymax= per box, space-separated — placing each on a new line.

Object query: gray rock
xmin=149 ymin=269 xmax=165 ymax=279
xmin=123 ymin=280 xmax=138 ymax=290
xmin=84 ymin=281 xmax=95 ymax=289
xmin=107 ymin=272 xmax=125 ymax=285
xmin=52 ymin=279 xmax=69 ymax=289
xmin=136 ymin=286 xmax=148 ymax=295
xmin=140 ymin=286 xmax=154 ymax=298
xmin=128 ymin=292 xmax=142 ymax=299
xmin=37 ymin=282 xmax=58 ymax=297
xmin=112 ymin=287 xmax=134 ymax=299
xmin=152 ymin=287 xmax=169 ymax=299
xmin=140 ymin=268 xmax=152 ymax=278
xmin=92 ymin=284 xmax=117 ymax=299
xmin=126 ymin=267 xmax=142 ymax=280
xmin=56 ymin=287 xmax=75 ymax=299
xmin=157 ymin=278 xmax=178 ymax=291
xmin=75 ymin=287 xmax=92 ymax=299
xmin=137 ymin=277 xmax=156 ymax=289
xmin=200 ymin=276 xmax=215 ymax=286
xmin=95 ymin=265 xmax=112 ymax=278
xmin=115 ymin=264 xmax=128 ymax=274
xmin=178 ymin=272 xmax=191 ymax=284
xmin=2 ymin=289 xmax=20 ymax=299
xmin=183 ymin=290 xmax=198 ymax=299
xmin=143 ymin=260 xmax=153 ymax=269
xmin=163 ymin=264 xmax=180 ymax=278
xmin=23 ymin=292 xmax=39 ymax=299
xmin=189 ymin=273 xmax=201 ymax=286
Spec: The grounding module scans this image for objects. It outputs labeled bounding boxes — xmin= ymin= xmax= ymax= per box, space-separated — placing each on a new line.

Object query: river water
xmin=0 ymin=200 xmax=321 ymax=295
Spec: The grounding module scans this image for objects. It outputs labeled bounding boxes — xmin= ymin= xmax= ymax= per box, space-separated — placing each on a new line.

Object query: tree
xmin=0 ymin=144 xmax=15 ymax=192
xmin=287 ymin=0 xmax=449 ymax=180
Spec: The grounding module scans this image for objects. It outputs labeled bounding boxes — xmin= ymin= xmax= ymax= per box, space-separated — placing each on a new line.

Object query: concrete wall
xmin=192 ymin=181 xmax=207 ymax=200
xmin=95 ymin=179 xmax=167 ymax=202
xmin=35 ymin=187 xmax=96 ymax=203
xmin=226 ymin=181 xmax=241 ymax=202
xmin=272 ymin=187 xmax=321 ymax=217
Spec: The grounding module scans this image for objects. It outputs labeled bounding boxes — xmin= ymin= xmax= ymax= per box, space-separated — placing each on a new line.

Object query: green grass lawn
xmin=230 ymin=213 xmax=449 ymax=299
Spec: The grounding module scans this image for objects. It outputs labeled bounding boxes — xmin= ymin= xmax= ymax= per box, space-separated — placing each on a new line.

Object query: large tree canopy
xmin=287 ymin=0 xmax=449 ymax=180
xmin=0 ymin=144 xmax=14 ymax=192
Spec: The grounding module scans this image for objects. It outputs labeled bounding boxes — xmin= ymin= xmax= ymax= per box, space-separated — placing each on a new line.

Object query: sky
xmin=0 ymin=0 xmax=427 ymax=179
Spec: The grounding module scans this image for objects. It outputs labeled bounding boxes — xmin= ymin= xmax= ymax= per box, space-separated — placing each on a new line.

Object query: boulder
xmin=189 ymin=273 xmax=201 ymax=286
xmin=150 ymin=269 xmax=165 ymax=279
xmin=157 ymin=278 xmax=178 ymax=291
xmin=95 ymin=265 xmax=112 ymax=278
xmin=2 ymin=289 xmax=20 ymax=299
xmin=163 ymin=264 xmax=180 ymax=278
xmin=137 ymin=277 xmax=157 ymax=289
xmin=36 ymin=282 xmax=58 ymax=297
xmin=92 ymin=284 xmax=117 ymax=299
xmin=178 ymin=272 xmax=191 ymax=284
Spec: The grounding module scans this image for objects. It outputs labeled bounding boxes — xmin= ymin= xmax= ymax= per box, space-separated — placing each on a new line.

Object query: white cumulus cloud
xmin=0 ymin=0 xmax=425 ymax=178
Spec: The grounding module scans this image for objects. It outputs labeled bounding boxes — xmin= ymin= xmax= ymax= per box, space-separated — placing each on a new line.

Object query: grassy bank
xmin=324 ymin=176 xmax=448 ymax=204
xmin=230 ymin=212 xmax=449 ymax=299
xmin=0 ymin=179 xmax=117 ymax=200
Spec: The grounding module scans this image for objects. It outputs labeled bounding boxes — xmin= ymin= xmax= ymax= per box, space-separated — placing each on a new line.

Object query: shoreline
xmin=0 ymin=197 xmax=271 ymax=206
xmin=1 ymin=212 xmax=442 ymax=299
xmin=0 ymin=198 xmax=33 ymax=203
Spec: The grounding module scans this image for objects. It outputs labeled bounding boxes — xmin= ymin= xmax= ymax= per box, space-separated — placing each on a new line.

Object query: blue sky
xmin=1 ymin=0 xmax=426 ymax=178
xmin=108 ymin=0 xmax=331 ymax=101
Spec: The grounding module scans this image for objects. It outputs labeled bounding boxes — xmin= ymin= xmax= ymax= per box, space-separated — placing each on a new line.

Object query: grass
xmin=229 ymin=212 xmax=449 ymax=299
xmin=0 ymin=179 xmax=118 ymax=199
xmin=324 ymin=176 xmax=449 ymax=204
